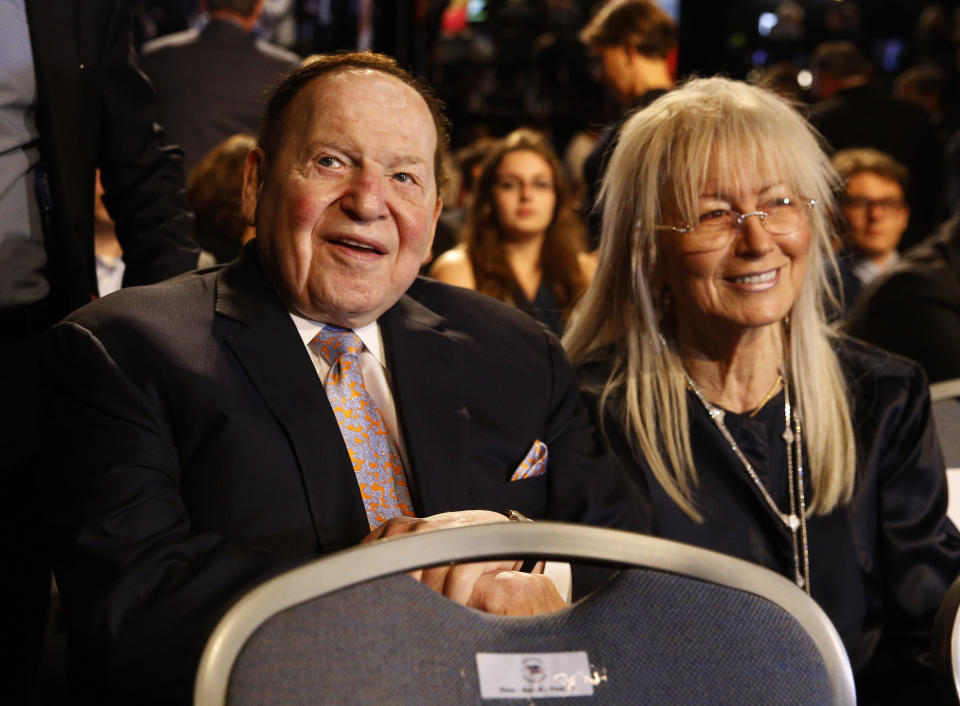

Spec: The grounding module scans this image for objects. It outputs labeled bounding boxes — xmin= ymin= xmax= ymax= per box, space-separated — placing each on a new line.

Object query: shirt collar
xmin=289 ymin=312 xmax=385 ymax=367
xmin=849 ymin=251 xmax=899 ymax=284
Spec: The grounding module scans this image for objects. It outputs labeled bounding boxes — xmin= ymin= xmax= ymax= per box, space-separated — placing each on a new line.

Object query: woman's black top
xmin=578 ymin=338 xmax=960 ymax=704
xmin=509 ymin=279 xmax=565 ymax=337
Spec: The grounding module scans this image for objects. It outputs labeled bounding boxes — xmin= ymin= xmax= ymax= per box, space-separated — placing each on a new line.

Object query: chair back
xmin=934 ymin=574 xmax=960 ymax=704
xmin=932 ymin=379 xmax=960 ymax=525
xmin=195 ymin=522 xmax=856 ymax=706
xmin=932 ymin=379 xmax=960 ymax=468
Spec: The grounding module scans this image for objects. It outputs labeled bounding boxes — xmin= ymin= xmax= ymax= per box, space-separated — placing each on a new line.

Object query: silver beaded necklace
xmin=683 ymin=370 xmax=811 ymax=594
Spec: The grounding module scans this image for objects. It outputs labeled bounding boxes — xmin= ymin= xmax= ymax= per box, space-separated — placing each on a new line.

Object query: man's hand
xmin=467 ymin=570 xmax=567 ymax=615
xmin=362 ymin=510 xmax=566 ymax=615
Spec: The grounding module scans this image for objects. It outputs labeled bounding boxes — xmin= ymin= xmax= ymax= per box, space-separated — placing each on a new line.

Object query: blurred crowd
xmin=113 ymin=1 xmax=960 ymax=346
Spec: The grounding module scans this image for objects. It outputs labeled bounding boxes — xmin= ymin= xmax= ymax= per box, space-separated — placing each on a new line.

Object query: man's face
xmin=595 ymin=45 xmax=635 ymax=105
xmin=242 ymin=69 xmax=442 ymax=327
xmin=840 ymin=171 xmax=908 ymax=262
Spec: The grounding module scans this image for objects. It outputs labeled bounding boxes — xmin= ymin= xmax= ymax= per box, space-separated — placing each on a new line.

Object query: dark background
xmin=134 ymin=1 xmax=960 ymax=154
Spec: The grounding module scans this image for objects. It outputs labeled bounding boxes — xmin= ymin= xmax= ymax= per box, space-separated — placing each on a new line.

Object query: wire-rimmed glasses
xmin=654 ymin=197 xmax=817 ymax=249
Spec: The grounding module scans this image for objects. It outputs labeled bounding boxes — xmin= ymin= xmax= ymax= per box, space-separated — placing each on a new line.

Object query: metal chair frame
xmin=194 ymin=522 xmax=856 ymax=705
xmin=932 ymin=379 xmax=960 ymax=404
xmin=935 ymin=575 xmax=960 ymax=704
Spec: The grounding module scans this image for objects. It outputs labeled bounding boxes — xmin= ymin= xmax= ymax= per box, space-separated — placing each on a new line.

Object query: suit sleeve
xmin=93 ymin=2 xmax=199 ymax=286
xmin=540 ymin=332 xmax=649 ymax=533
xmin=853 ymin=360 xmax=960 ymax=698
xmin=41 ymin=320 xmax=303 ymax=704
xmin=847 ymin=271 xmax=960 ymax=384
xmin=877 ymin=368 xmax=960 ymax=615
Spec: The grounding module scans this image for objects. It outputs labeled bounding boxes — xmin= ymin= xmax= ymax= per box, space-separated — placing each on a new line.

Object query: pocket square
xmin=510 ymin=440 xmax=548 ymax=481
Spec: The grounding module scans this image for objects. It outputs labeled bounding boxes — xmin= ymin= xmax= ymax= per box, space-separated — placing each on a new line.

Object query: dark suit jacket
xmin=139 ymin=18 xmax=299 ymax=173
xmin=25 ymin=0 xmax=199 ymax=316
xmin=578 ymin=339 xmax=960 ymax=703
xmin=42 ymin=244 xmax=642 ymax=704
xmin=847 ymin=216 xmax=960 ymax=384
xmin=826 ymin=249 xmax=867 ymax=322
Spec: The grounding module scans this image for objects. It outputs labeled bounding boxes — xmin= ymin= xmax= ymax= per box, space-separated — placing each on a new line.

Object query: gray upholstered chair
xmin=932 ymin=379 xmax=960 ymax=468
xmin=194 ymin=522 xmax=856 ymax=706
xmin=934 ymin=574 xmax=960 ymax=704
xmin=932 ymin=379 xmax=960 ymax=526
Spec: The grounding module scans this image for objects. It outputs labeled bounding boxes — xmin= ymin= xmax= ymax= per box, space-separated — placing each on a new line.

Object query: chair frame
xmin=194 ymin=522 xmax=856 ymax=705
xmin=932 ymin=379 xmax=960 ymax=404
xmin=934 ymin=574 xmax=960 ymax=704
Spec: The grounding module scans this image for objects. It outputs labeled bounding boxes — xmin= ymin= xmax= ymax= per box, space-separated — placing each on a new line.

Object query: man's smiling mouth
xmin=330 ymin=237 xmax=384 ymax=254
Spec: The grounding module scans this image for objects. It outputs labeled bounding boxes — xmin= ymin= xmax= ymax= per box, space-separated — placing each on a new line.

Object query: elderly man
xmin=42 ymin=53 xmax=639 ymax=704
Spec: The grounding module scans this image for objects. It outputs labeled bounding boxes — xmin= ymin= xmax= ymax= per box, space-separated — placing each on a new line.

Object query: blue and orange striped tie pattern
xmin=311 ymin=326 xmax=414 ymax=530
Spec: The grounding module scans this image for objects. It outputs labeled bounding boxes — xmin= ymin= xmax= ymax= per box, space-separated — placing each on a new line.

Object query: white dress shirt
xmin=850 ymin=251 xmax=899 ymax=286
xmin=289 ymin=312 xmax=410 ymax=471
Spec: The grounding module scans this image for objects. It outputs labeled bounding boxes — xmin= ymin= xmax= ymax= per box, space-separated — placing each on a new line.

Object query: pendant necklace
xmin=683 ymin=370 xmax=811 ymax=594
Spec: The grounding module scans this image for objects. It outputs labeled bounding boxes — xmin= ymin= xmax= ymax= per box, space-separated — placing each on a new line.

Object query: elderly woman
xmin=564 ymin=77 xmax=960 ymax=700
xmin=430 ymin=128 xmax=595 ymax=336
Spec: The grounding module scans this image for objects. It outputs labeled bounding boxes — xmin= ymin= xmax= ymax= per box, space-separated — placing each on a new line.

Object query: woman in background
xmin=187 ymin=133 xmax=257 ymax=264
xmin=430 ymin=128 xmax=594 ymax=335
xmin=565 ymin=76 xmax=960 ymax=702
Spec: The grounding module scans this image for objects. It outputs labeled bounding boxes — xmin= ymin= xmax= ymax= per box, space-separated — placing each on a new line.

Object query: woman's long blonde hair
xmin=564 ymin=77 xmax=856 ymax=521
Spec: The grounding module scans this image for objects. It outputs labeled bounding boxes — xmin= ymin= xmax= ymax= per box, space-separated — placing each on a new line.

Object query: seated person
xmin=564 ymin=77 xmax=960 ymax=703
xmin=430 ymin=129 xmax=595 ymax=336
xmin=186 ymin=133 xmax=258 ymax=264
xmin=847 ymin=215 xmax=960 ymax=384
xmin=831 ymin=148 xmax=910 ymax=315
xmin=93 ymin=170 xmax=124 ymax=297
xmin=42 ymin=53 xmax=642 ymax=705
xmin=427 ymin=136 xmax=498 ymax=268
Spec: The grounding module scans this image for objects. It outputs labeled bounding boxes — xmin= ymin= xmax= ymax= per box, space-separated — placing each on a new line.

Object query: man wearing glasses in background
xmin=831 ymin=148 xmax=910 ymax=317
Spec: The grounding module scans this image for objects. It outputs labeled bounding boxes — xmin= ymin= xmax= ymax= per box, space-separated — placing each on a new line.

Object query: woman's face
xmin=492 ymin=150 xmax=557 ymax=241
xmin=657 ymin=168 xmax=811 ymax=343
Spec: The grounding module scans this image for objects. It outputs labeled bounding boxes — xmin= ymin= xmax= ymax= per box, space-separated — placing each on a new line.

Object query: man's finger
xmin=467 ymin=570 xmax=567 ymax=616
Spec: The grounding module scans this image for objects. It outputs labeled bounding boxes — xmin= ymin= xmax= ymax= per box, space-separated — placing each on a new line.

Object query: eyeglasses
xmin=655 ymin=197 xmax=816 ymax=247
xmin=841 ymin=196 xmax=905 ymax=213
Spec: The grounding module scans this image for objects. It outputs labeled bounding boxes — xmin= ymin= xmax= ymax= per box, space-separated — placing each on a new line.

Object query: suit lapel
xmin=381 ymin=293 xmax=471 ymax=516
xmin=215 ymin=247 xmax=370 ymax=551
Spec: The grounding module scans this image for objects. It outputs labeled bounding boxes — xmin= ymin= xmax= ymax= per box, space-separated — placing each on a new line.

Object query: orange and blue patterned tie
xmin=311 ymin=325 xmax=414 ymax=529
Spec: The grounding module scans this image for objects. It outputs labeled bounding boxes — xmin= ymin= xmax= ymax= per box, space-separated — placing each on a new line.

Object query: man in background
xmin=847 ymin=216 xmax=960 ymax=385
xmin=140 ymin=0 xmax=300 ymax=174
xmin=2 ymin=0 xmax=199 ymax=700
xmin=579 ymin=0 xmax=676 ymax=248
xmin=831 ymin=148 xmax=910 ymax=315
xmin=810 ymin=40 xmax=941 ymax=249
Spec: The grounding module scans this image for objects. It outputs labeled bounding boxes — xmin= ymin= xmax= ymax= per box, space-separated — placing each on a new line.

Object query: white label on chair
xmin=476 ymin=651 xmax=596 ymax=698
